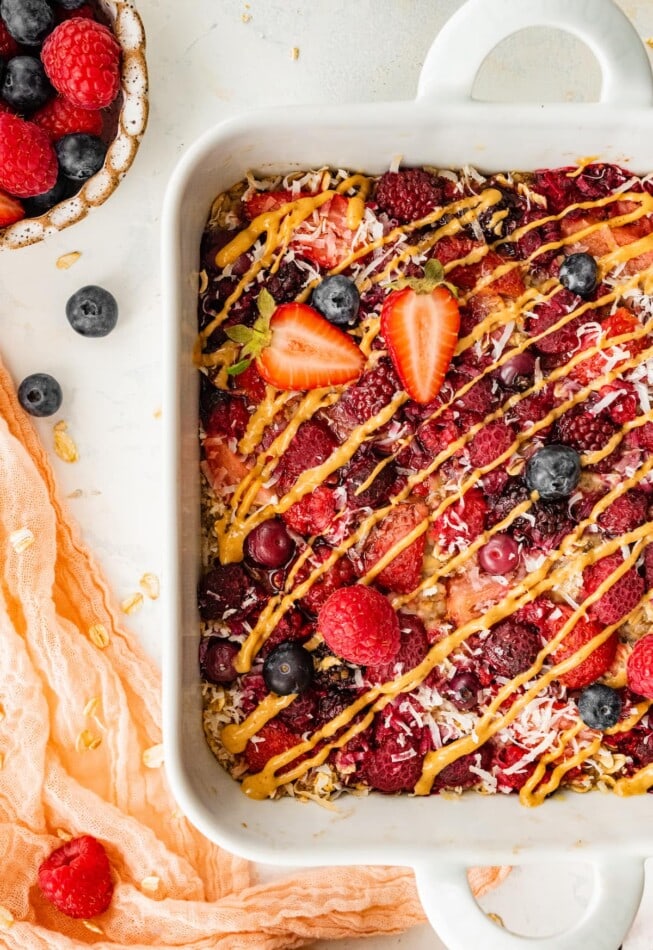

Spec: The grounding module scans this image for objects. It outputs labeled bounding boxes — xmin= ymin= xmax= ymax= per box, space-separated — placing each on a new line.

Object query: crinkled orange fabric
xmin=0 ymin=360 xmax=508 ymax=948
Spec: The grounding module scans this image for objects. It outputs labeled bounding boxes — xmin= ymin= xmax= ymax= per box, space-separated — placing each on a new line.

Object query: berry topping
xmin=325 ymin=358 xmax=398 ymax=438
xmin=435 ymin=747 xmax=492 ymax=790
xmin=445 ymin=671 xmax=482 ymax=710
xmin=362 ymin=735 xmax=426 ymax=793
xmin=495 ymin=351 xmax=536 ymax=388
xmin=467 ymin=419 xmax=514 ymax=469
xmin=292 ymin=193 xmax=356 ymax=269
xmin=65 ymin=285 xmax=118 ymax=337
xmin=362 ymin=501 xmax=427 ymax=595
xmin=55 ymin=132 xmax=106 ymax=181
xmin=0 ymin=112 xmax=58 ymax=197
xmin=597 ymin=490 xmax=648 ymax=537
xmin=37 ymin=835 xmax=113 ymax=919
xmin=543 ymin=604 xmax=616 ymax=690
xmin=2 ymin=55 xmax=53 ymax=112
xmin=197 ymin=563 xmax=264 ymax=622
xmin=17 ymin=372 xmax=62 ymax=416
xmin=558 ymin=252 xmax=599 ymax=297
xmin=263 ymin=642 xmax=314 ymax=695
xmin=577 ymin=683 xmax=622 ymax=730
xmin=485 ymin=620 xmax=541 ymax=678
xmin=1 ymin=0 xmax=54 ymax=45
xmin=199 ymin=637 xmax=239 ymax=685
xmin=281 ymin=484 xmax=337 ymax=536
xmin=583 ymin=552 xmax=645 ymax=626
xmin=627 ymin=634 xmax=653 ymax=699
xmin=22 ymin=171 xmax=68 ymax=216
xmin=374 ymin=167 xmax=442 ymax=223
xmin=0 ymin=188 xmax=25 ymax=226
xmin=297 ymin=544 xmax=356 ymax=614
xmin=431 ymin=487 xmax=487 ymax=552
xmin=226 ymin=293 xmax=364 ymax=392
xmin=524 ymin=444 xmax=581 ymax=500
xmin=311 ymin=274 xmax=360 ymax=327
xmin=556 ymin=407 xmax=617 ymax=452
xmin=366 ymin=612 xmax=430 ymax=684
xmin=276 ymin=419 xmax=338 ymax=495
xmin=477 ymin=533 xmax=520 ymax=575
xmin=41 ymin=18 xmax=121 ymax=110
xmin=380 ymin=261 xmax=460 ymax=404
xmin=317 ymin=585 xmax=400 ymax=666
xmin=244 ymin=720 xmax=299 ymax=773
xmin=245 ymin=518 xmax=295 ymax=568
xmin=32 ymin=94 xmax=103 ymax=141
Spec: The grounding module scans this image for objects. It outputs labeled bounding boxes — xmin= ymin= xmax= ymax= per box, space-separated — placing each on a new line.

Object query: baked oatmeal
xmin=195 ymin=162 xmax=653 ymax=805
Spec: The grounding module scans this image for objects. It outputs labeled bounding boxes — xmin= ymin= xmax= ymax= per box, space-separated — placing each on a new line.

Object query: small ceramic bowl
xmin=0 ymin=0 xmax=148 ymax=251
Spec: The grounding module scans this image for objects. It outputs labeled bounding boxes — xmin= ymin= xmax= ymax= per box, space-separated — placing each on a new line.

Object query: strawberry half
xmin=380 ymin=260 xmax=460 ymax=404
xmin=0 ymin=189 xmax=24 ymax=227
xmin=226 ymin=291 xmax=364 ymax=391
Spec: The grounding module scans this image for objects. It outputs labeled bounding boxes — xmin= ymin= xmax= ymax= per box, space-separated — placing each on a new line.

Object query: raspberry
xmin=598 ymin=490 xmax=648 ymax=537
xmin=467 ymin=419 xmax=515 ymax=468
xmin=435 ymin=746 xmax=492 ymax=791
xmin=318 ymin=585 xmax=400 ymax=666
xmin=281 ymin=484 xmax=337 ymax=536
xmin=416 ymin=412 xmax=459 ymax=456
xmin=276 ymin=420 xmax=338 ymax=495
xmin=526 ymin=290 xmax=585 ymax=354
xmin=543 ymin=603 xmax=617 ymax=689
xmin=529 ymin=499 xmax=573 ymax=551
xmin=644 ymin=547 xmax=653 ymax=590
xmin=493 ymin=744 xmax=536 ymax=791
xmin=278 ymin=691 xmax=318 ymax=733
xmin=316 ymin=687 xmax=355 ymax=726
xmin=0 ymin=113 xmax=58 ymax=198
xmin=244 ymin=720 xmax=300 ymax=773
xmin=259 ymin=609 xmax=310 ymax=658
xmin=556 ymin=408 xmax=616 ymax=452
xmin=297 ymin=545 xmax=356 ymax=614
xmin=627 ymin=635 xmax=653 ymax=698
xmin=431 ymin=486 xmax=487 ymax=552
xmin=452 ymin=374 xmax=498 ymax=415
xmin=32 ymin=95 xmax=103 ymax=141
xmin=362 ymin=502 xmax=427 ymax=594
xmin=486 ymin=478 xmax=530 ymax=529
xmin=342 ymin=450 xmax=397 ymax=510
xmin=431 ymin=234 xmax=477 ymax=266
xmin=41 ymin=18 xmax=121 ymax=111
xmin=583 ymin=552 xmax=645 ymax=626
xmin=571 ymin=309 xmax=647 ymax=386
xmin=197 ymin=563 xmax=264 ymax=622
xmin=0 ymin=18 xmax=19 ymax=56
xmin=511 ymin=384 xmax=555 ymax=427
xmin=598 ymin=383 xmax=640 ymax=425
xmin=37 ymin=835 xmax=113 ymax=919
xmin=362 ymin=734 xmax=426 ymax=793
xmin=234 ymin=362 xmax=267 ymax=404
xmin=325 ymin=358 xmax=398 ymax=439
xmin=366 ymin=612 xmax=429 ymax=683
xmin=204 ymin=393 xmax=249 ymax=442
xmin=484 ymin=620 xmax=541 ymax=677
xmin=374 ymin=168 xmax=443 ymax=223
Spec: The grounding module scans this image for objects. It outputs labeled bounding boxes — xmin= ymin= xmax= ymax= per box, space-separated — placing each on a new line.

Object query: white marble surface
xmin=3 ymin=0 xmax=653 ymax=947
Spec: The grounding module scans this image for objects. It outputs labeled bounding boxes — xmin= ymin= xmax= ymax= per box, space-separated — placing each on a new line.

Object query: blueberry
xmin=0 ymin=0 xmax=55 ymax=45
xmin=55 ymin=134 xmax=107 ymax=182
xmin=311 ymin=275 xmax=360 ymax=326
xmin=559 ymin=252 xmax=599 ymax=298
xmin=23 ymin=172 xmax=73 ymax=217
xmin=263 ymin=642 xmax=314 ymax=695
xmin=17 ymin=373 xmax=62 ymax=417
xmin=2 ymin=56 xmax=53 ymax=113
xmin=52 ymin=0 xmax=88 ymax=8
xmin=66 ymin=285 xmax=118 ymax=337
xmin=577 ymin=684 xmax=622 ymax=730
xmin=524 ymin=444 xmax=581 ymax=501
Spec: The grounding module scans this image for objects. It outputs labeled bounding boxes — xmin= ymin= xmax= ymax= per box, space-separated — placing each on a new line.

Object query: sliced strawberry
xmin=292 ymin=194 xmax=356 ymax=269
xmin=449 ymin=250 xmax=525 ymax=298
xmin=543 ymin=603 xmax=617 ymax=689
xmin=244 ymin=189 xmax=302 ymax=220
xmin=571 ymin=307 xmax=646 ymax=385
xmin=0 ymin=189 xmax=24 ymax=227
xmin=445 ymin=567 xmax=508 ymax=628
xmin=362 ymin=502 xmax=428 ymax=594
xmin=380 ymin=265 xmax=460 ymax=405
xmin=202 ymin=436 xmax=273 ymax=505
xmin=256 ymin=302 xmax=363 ymax=390
xmin=612 ymin=223 xmax=653 ymax=274
xmin=560 ymin=212 xmax=616 ymax=256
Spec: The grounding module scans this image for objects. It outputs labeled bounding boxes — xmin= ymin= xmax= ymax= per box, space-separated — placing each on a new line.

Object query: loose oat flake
xmin=139 ymin=572 xmax=160 ymax=600
xmin=56 ymin=828 xmax=73 ymax=841
xmin=9 ymin=528 xmax=34 ymax=553
xmin=83 ymin=697 xmax=99 ymax=718
xmin=142 ymin=743 xmax=164 ymax=768
xmin=140 ymin=875 xmax=160 ymax=893
xmin=75 ymin=729 xmax=102 ymax=752
xmin=88 ymin=623 xmax=110 ymax=648
xmin=82 ymin=920 xmax=104 ymax=935
xmin=0 ymin=906 xmax=14 ymax=928
xmin=55 ymin=251 xmax=81 ymax=270
xmin=121 ymin=592 xmax=144 ymax=615
xmin=53 ymin=421 xmax=79 ymax=463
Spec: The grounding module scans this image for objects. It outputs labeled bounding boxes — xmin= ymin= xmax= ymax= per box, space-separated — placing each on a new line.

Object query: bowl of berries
xmin=0 ymin=0 xmax=147 ymax=249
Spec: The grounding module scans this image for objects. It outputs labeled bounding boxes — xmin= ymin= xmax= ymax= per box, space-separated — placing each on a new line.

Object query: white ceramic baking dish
xmin=162 ymin=1 xmax=653 ymax=946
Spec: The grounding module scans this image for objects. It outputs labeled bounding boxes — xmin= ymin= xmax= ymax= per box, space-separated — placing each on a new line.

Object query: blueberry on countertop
xmin=18 ymin=372 xmax=62 ymax=416
xmin=56 ymin=133 xmax=107 ymax=181
xmin=524 ymin=444 xmax=581 ymax=501
xmin=66 ymin=285 xmax=118 ymax=337
xmin=577 ymin=683 xmax=622 ymax=730
xmin=311 ymin=275 xmax=360 ymax=326
xmin=2 ymin=56 xmax=52 ymax=112
xmin=559 ymin=252 xmax=599 ymax=298
xmin=263 ymin=642 xmax=314 ymax=695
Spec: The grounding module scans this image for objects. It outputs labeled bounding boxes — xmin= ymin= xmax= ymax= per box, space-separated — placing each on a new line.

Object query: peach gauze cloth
xmin=0 ymin=359 xmax=508 ymax=949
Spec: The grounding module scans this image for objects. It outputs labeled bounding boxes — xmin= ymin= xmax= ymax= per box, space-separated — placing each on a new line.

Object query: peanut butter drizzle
xmin=521 ymin=729 xmax=602 ymax=807
xmin=222 ymin=694 xmax=296 ymax=754
xmin=201 ymin=166 xmax=653 ymax=800
xmin=614 ymin=762 xmax=653 ymax=796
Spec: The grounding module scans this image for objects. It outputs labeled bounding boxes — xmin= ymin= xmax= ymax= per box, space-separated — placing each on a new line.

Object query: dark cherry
xmin=495 ymin=351 xmax=536 ymax=388
xmin=446 ymin=672 xmax=481 ymax=710
xmin=245 ymin=518 xmax=295 ymax=568
xmin=199 ymin=637 xmax=239 ymax=684
xmin=478 ymin=534 xmax=520 ymax=575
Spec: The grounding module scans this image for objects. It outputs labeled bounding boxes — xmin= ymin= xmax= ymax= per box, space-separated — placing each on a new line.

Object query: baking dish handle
xmin=417 ymin=0 xmax=653 ymax=107
xmin=414 ymin=858 xmax=644 ymax=949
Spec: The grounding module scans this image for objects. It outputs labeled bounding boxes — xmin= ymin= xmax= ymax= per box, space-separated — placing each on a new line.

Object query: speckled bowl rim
xmin=0 ymin=0 xmax=148 ymax=251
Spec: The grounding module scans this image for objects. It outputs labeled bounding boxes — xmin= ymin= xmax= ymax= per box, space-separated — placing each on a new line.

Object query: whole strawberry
xmin=42 ymin=18 xmax=121 ymax=110
xmin=38 ymin=835 xmax=114 ymax=919
xmin=318 ymin=585 xmax=400 ymax=666
xmin=0 ymin=113 xmax=58 ymax=197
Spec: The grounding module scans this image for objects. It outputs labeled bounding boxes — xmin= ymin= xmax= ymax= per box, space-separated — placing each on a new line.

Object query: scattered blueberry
xmin=17 ymin=372 xmax=62 ymax=417
xmin=445 ymin=671 xmax=481 ymax=710
xmin=2 ymin=56 xmax=53 ymax=113
xmin=559 ymin=252 xmax=599 ymax=298
xmin=0 ymin=0 xmax=55 ymax=45
xmin=55 ymin=134 xmax=107 ymax=182
xmin=577 ymin=683 xmax=622 ymax=730
xmin=311 ymin=275 xmax=360 ymax=326
xmin=65 ymin=285 xmax=118 ymax=337
xmin=478 ymin=533 xmax=520 ymax=575
xmin=245 ymin=518 xmax=295 ymax=568
xmin=263 ymin=642 xmax=314 ymax=695
xmin=524 ymin=444 xmax=581 ymax=501
xmin=199 ymin=637 xmax=239 ymax=685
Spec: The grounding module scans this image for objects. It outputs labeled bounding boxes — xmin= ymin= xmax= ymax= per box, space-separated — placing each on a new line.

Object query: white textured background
xmin=2 ymin=1 xmax=653 ymax=946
